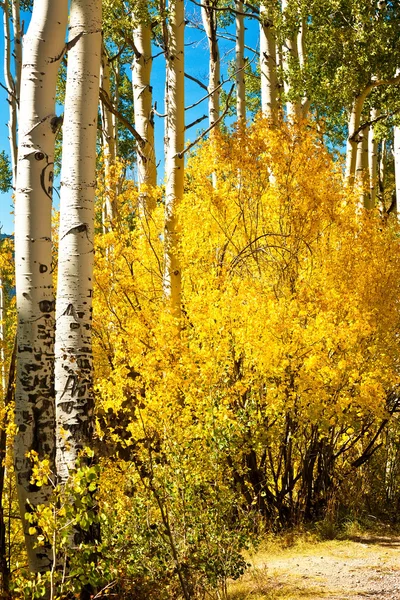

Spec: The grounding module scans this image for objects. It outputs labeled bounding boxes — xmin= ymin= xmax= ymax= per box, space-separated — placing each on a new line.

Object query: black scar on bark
xmin=39 ymin=300 xmax=55 ymax=313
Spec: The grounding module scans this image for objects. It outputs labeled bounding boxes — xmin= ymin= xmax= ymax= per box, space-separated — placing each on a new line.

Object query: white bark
xmin=164 ymin=0 xmax=184 ymax=321
xmin=297 ymin=16 xmax=310 ymax=119
xmin=368 ymin=108 xmax=379 ymax=208
xmin=260 ymin=1 xmax=278 ymax=124
xmin=201 ymin=0 xmax=220 ymax=127
xmin=14 ymin=0 xmax=68 ymax=573
xmin=379 ymin=138 xmax=387 ymax=201
xmin=132 ymin=0 xmax=157 ymax=212
xmin=100 ymin=45 xmax=116 ymax=229
xmin=346 ymin=74 xmax=400 ymax=185
xmin=345 ymin=94 xmax=366 ymax=185
xmin=235 ymin=0 xmax=246 ymax=122
xmin=2 ymin=1 xmax=18 ymax=187
xmin=281 ymin=0 xmax=301 ymax=122
xmin=55 ymin=0 xmax=101 ymax=484
xmin=11 ymin=0 xmax=22 ymax=108
xmin=355 ymin=124 xmax=371 ymax=209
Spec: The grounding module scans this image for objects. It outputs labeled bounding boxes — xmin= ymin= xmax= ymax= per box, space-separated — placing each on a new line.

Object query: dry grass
xmin=227 ymin=526 xmax=400 ymax=600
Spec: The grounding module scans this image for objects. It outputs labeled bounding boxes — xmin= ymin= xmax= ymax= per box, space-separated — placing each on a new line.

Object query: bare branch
xmin=185 ymin=114 xmax=208 ymax=130
xmin=176 ymin=84 xmax=234 ymax=159
xmin=185 ymin=72 xmax=208 ymax=91
xmin=99 ymin=87 xmax=145 ymax=147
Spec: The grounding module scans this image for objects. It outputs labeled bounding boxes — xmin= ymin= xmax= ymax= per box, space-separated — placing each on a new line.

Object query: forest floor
xmin=228 ymin=525 xmax=400 ymax=599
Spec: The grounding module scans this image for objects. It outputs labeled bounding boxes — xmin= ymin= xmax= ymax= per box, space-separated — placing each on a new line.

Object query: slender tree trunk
xmin=163 ymin=0 xmax=184 ymax=322
xmin=55 ymin=0 xmax=101 ymax=485
xmin=345 ymin=94 xmax=366 ymax=185
xmin=201 ymin=0 xmax=220 ymax=128
xmin=132 ymin=0 xmax=156 ymax=213
xmin=355 ymin=124 xmax=371 ymax=209
xmin=369 ymin=108 xmax=379 ymax=208
xmin=11 ymin=0 xmax=21 ymax=107
xmin=2 ymin=1 xmax=18 ymax=187
xmin=235 ymin=0 xmax=246 ymax=122
xmin=260 ymin=1 xmax=278 ymax=124
xmin=297 ymin=16 xmax=310 ymax=118
xmin=281 ymin=0 xmax=300 ymax=122
xmin=14 ymin=0 xmax=68 ymax=573
xmin=100 ymin=45 xmax=116 ymax=230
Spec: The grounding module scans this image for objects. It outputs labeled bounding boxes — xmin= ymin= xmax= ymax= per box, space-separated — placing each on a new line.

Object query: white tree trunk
xmin=345 ymin=94 xmax=365 ymax=185
xmin=355 ymin=124 xmax=371 ymax=209
xmin=55 ymin=0 xmax=101 ymax=484
xmin=235 ymin=0 xmax=246 ymax=122
xmin=281 ymin=0 xmax=301 ymax=122
xmin=260 ymin=1 xmax=278 ymax=124
xmin=368 ymin=108 xmax=379 ymax=208
xmin=132 ymin=0 xmax=157 ymax=212
xmin=11 ymin=0 xmax=22 ymax=107
xmin=201 ymin=0 xmax=220 ymax=127
xmin=297 ymin=16 xmax=310 ymax=118
xmin=100 ymin=45 xmax=116 ymax=230
xmin=2 ymin=1 xmax=18 ymax=187
xmin=14 ymin=0 xmax=68 ymax=573
xmin=164 ymin=0 xmax=184 ymax=321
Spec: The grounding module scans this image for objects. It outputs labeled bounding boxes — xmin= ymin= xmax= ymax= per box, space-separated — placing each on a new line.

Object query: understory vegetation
xmin=1 ymin=121 xmax=400 ymax=598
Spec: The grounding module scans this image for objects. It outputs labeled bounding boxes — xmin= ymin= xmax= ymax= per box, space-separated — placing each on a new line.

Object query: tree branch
xmin=185 ymin=114 xmax=208 ymax=130
xmin=184 ymin=72 xmax=208 ymax=91
xmin=99 ymin=88 xmax=145 ymax=147
xmin=177 ymin=84 xmax=234 ymax=159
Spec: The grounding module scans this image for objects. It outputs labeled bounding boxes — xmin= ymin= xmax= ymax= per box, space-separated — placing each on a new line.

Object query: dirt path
xmin=229 ymin=533 xmax=400 ymax=599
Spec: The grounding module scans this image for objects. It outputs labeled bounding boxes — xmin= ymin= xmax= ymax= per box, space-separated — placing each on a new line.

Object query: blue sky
xmin=0 ymin=4 xmax=259 ymax=234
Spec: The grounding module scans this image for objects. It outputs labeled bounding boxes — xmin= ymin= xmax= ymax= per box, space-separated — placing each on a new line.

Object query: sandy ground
xmin=233 ymin=534 xmax=400 ymax=599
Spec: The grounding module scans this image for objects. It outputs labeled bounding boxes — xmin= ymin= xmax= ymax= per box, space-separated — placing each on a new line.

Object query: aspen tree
xmin=55 ymin=0 xmax=102 ymax=484
xmin=164 ymin=0 xmax=185 ymax=321
xmin=100 ymin=45 xmax=117 ymax=229
xmin=281 ymin=0 xmax=300 ymax=122
xmin=235 ymin=0 xmax=246 ymax=122
xmin=201 ymin=0 xmax=220 ymax=127
xmin=368 ymin=109 xmax=379 ymax=208
xmin=14 ymin=0 xmax=68 ymax=573
xmin=355 ymin=124 xmax=371 ymax=209
xmin=1 ymin=0 xmax=18 ymax=186
xmin=345 ymin=74 xmax=400 ymax=185
xmin=260 ymin=1 xmax=278 ymax=124
xmin=132 ymin=0 xmax=157 ymax=212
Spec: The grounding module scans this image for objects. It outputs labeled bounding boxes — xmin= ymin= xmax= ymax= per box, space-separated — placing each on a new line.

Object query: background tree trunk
xmin=132 ymin=0 xmax=157 ymax=213
xmin=235 ymin=0 xmax=246 ymax=122
xmin=163 ymin=0 xmax=185 ymax=322
xmin=201 ymin=0 xmax=220 ymax=128
xmin=260 ymin=1 xmax=278 ymax=124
